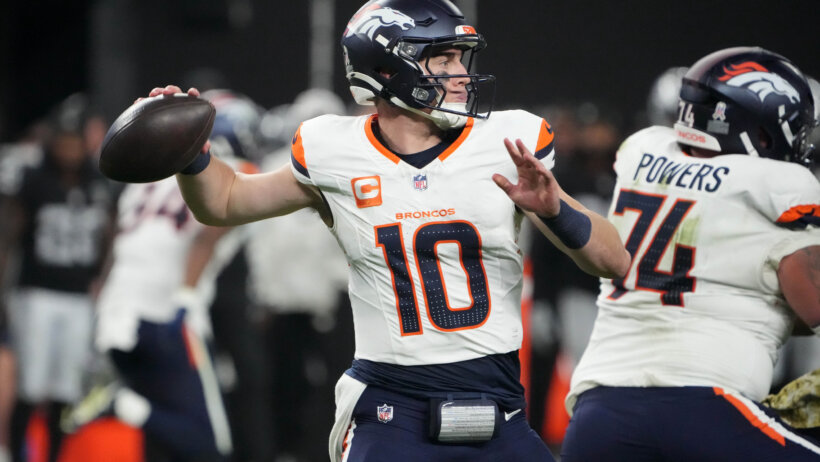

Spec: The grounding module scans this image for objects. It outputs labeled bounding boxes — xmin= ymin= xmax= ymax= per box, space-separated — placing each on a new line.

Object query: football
xmin=98 ymin=93 xmax=216 ymax=183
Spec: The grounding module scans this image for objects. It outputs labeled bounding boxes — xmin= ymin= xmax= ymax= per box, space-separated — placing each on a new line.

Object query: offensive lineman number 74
xmin=608 ymin=189 xmax=697 ymax=306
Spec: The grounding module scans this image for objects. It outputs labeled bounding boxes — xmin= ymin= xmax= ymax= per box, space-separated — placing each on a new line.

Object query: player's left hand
xmin=492 ymin=138 xmax=561 ymax=217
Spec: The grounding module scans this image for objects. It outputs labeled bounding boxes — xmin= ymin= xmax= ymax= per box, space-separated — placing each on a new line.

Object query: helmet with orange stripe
xmin=341 ymin=0 xmax=495 ymax=129
xmin=674 ymin=46 xmax=816 ymax=168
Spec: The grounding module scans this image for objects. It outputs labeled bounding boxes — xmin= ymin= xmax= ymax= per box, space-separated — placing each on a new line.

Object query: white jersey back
xmin=568 ymin=126 xmax=820 ymax=411
xmin=96 ymin=177 xmax=209 ymax=350
xmin=291 ymin=111 xmax=555 ymax=366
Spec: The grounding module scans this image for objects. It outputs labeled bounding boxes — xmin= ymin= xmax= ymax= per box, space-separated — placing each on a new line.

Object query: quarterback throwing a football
xmin=139 ymin=0 xmax=629 ymax=460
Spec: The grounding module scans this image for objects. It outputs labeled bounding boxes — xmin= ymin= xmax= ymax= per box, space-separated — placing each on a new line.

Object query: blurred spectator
xmin=246 ymin=87 xmax=351 ymax=462
xmin=0 ymin=115 xmax=53 ymax=462
xmin=0 ymin=94 xmax=118 ymax=462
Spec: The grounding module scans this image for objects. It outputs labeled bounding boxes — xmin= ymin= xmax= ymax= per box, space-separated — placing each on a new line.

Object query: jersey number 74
xmin=608 ymin=189 xmax=696 ymax=306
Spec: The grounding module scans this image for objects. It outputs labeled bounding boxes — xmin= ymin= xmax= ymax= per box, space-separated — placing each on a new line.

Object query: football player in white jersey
xmin=66 ymin=103 xmax=261 ymax=462
xmin=561 ymin=47 xmax=820 ymax=461
xmin=82 ymin=175 xmax=236 ymax=462
xmin=136 ymin=1 xmax=629 ymax=460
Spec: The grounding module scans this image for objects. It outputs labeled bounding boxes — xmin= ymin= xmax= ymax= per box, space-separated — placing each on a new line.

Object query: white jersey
xmin=95 ymin=173 xmax=246 ymax=351
xmin=291 ymin=111 xmax=555 ymax=366
xmin=568 ymin=126 xmax=820 ymax=412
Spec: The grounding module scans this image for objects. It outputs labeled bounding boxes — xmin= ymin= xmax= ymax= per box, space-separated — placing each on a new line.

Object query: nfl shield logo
xmin=377 ymin=404 xmax=393 ymax=423
xmin=413 ymin=173 xmax=428 ymax=191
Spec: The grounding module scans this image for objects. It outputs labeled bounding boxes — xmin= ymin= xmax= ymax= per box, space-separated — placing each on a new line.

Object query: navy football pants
xmin=110 ymin=310 xmax=229 ymax=462
xmin=561 ymin=386 xmax=820 ymax=462
xmin=342 ymin=386 xmax=554 ymax=461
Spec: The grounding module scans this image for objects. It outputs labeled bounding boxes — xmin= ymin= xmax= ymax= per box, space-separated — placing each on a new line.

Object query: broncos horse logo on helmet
xmin=344 ymin=7 xmax=414 ymax=40
xmin=341 ymin=0 xmax=495 ymax=130
xmin=718 ymin=62 xmax=802 ymax=104
xmin=674 ymin=46 xmax=816 ymax=167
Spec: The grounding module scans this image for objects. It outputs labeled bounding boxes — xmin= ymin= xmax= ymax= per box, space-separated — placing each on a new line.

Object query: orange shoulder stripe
xmin=536 ymin=119 xmax=555 ymax=154
xmin=776 ymin=204 xmax=820 ymax=224
xmin=291 ymin=124 xmax=308 ymax=170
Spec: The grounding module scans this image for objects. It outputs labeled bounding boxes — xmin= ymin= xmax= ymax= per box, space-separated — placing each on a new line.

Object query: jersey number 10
xmin=376 ymin=221 xmax=491 ymax=335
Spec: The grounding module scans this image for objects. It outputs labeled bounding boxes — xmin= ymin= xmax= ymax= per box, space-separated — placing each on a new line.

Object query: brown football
xmin=99 ymin=93 xmax=215 ymax=183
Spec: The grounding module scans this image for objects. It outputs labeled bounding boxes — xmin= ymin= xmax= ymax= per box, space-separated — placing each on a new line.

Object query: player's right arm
xmin=146 ymin=86 xmax=322 ymax=226
xmin=176 ymin=155 xmax=322 ymax=226
xmin=778 ymin=245 xmax=820 ymax=335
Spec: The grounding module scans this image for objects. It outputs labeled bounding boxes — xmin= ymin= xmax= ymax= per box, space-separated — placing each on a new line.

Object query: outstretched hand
xmin=134 ymin=85 xmax=211 ymax=154
xmin=492 ymin=138 xmax=561 ymax=217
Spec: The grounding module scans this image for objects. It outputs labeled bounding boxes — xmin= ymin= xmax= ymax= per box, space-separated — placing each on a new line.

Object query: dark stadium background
xmin=0 ymin=0 xmax=818 ymax=141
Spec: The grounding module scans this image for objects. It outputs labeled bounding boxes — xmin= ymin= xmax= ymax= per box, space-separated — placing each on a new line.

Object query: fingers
xmin=492 ymin=173 xmax=513 ymax=193
xmin=147 ymin=85 xmax=199 ymax=98
xmin=503 ymin=138 xmax=526 ymax=166
xmin=134 ymin=84 xmax=202 ymax=108
xmin=505 ymin=138 xmax=549 ymax=177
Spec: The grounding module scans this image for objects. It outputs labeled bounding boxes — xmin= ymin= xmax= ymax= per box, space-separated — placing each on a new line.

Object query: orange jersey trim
xmin=365 ymin=114 xmax=475 ymax=163
xmin=438 ymin=118 xmax=474 ymax=161
xmin=776 ymin=204 xmax=820 ymax=224
xmin=713 ymin=387 xmax=785 ymax=446
xmin=291 ymin=124 xmax=308 ymax=171
xmin=535 ymin=119 xmax=554 ymax=153
xmin=364 ymin=115 xmax=401 ymax=164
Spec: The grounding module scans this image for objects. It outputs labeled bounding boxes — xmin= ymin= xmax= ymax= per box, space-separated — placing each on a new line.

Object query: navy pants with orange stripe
xmin=561 ymin=386 xmax=820 ymax=462
xmin=110 ymin=310 xmax=228 ymax=462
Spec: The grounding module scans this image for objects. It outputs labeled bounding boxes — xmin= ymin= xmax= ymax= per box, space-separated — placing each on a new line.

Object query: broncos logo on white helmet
xmin=719 ymin=62 xmax=801 ymax=104
xmin=345 ymin=7 xmax=414 ymax=40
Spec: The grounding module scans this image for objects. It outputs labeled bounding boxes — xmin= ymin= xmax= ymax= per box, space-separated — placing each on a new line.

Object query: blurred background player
xmin=198 ymin=88 xmax=276 ymax=462
xmin=246 ymin=87 xmax=352 ymax=462
xmin=67 ymin=89 xmax=261 ymax=462
xmin=0 ymin=94 xmax=118 ymax=462
xmin=561 ymin=46 xmax=820 ymax=461
xmin=644 ymin=66 xmax=690 ymax=128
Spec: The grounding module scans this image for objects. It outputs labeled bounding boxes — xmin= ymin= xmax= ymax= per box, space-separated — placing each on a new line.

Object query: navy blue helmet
xmin=202 ymin=89 xmax=264 ymax=162
xmin=674 ymin=47 xmax=816 ymax=167
xmin=341 ymin=0 xmax=495 ymax=128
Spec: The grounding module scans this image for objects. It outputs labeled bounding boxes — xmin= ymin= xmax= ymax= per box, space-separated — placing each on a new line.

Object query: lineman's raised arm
xmin=146 ymin=86 xmax=323 ymax=226
xmin=493 ymin=138 xmax=630 ymax=279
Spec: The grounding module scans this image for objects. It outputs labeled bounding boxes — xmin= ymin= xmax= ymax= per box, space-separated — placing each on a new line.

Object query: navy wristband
xmin=538 ymin=199 xmax=592 ymax=249
xmin=179 ymin=151 xmax=211 ymax=175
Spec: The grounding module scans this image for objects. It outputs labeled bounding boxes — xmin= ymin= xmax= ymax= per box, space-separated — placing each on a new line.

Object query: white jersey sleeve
xmin=567 ymin=126 xmax=820 ymax=413
xmin=288 ymin=111 xmax=554 ymax=366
